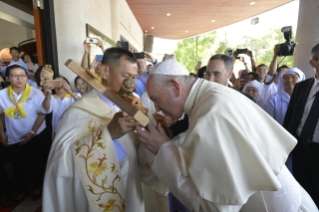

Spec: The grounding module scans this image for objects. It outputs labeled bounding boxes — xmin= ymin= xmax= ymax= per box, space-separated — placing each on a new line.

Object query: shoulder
xmin=295 ymin=78 xmax=313 ymax=89
xmin=0 ymin=88 xmax=8 ymax=99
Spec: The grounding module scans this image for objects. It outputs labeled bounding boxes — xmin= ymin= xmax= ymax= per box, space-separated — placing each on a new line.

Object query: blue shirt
xmin=135 ymin=72 xmax=149 ymax=97
xmin=264 ymin=90 xmax=290 ymax=125
xmin=97 ymin=92 xmax=127 ymax=161
xmin=135 ymin=61 xmax=158 ymax=97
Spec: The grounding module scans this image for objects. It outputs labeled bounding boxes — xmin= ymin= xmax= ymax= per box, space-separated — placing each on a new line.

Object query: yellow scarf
xmin=4 ymin=84 xmax=31 ymax=118
xmin=54 ymin=93 xmax=72 ymax=98
xmin=95 ymin=73 xmax=102 ymax=83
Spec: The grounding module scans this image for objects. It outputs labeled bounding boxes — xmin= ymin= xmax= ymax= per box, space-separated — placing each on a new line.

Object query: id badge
xmin=14 ymin=109 xmax=21 ymax=119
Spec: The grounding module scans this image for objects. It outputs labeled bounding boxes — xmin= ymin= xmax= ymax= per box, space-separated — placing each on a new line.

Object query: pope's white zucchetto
xmin=150 ymin=59 xmax=189 ymax=76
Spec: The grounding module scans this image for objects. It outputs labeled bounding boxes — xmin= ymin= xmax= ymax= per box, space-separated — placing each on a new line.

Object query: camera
xmin=236 ymin=48 xmax=248 ymax=54
xmin=277 ymin=26 xmax=296 ymax=57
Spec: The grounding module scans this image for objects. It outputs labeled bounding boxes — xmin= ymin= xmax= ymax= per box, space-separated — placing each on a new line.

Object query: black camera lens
xmin=90 ymin=39 xmax=93 ymax=42
xmin=280 ymin=44 xmax=291 ymax=54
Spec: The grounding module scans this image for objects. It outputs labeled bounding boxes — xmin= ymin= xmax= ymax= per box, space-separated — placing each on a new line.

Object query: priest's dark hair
xmin=102 ymin=47 xmax=137 ymax=69
xmin=209 ymin=54 xmax=233 ymax=72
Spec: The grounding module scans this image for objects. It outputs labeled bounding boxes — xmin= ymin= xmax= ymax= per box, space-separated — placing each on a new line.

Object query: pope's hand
xmin=108 ymin=112 xmax=141 ymax=140
xmin=136 ymin=122 xmax=170 ymax=155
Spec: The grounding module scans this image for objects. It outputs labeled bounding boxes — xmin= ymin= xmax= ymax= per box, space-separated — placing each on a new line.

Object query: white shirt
xmin=9 ymin=58 xmax=26 ymax=67
xmin=296 ymin=77 xmax=319 ymax=143
xmin=263 ymin=74 xmax=278 ymax=106
xmin=48 ymin=94 xmax=76 ymax=133
xmin=264 ymin=90 xmax=290 ymax=126
xmin=27 ymin=79 xmax=38 ymax=88
xmin=0 ymin=87 xmax=48 ymax=145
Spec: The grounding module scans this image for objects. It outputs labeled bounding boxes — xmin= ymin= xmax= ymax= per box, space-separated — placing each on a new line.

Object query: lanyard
xmin=12 ymin=92 xmax=22 ymax=109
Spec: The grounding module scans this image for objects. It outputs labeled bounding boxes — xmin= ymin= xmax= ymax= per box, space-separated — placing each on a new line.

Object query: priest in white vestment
xmin=136 ymin=60 xmax=318 ymax=212
xmin=42 ymin=48 xmax=166 ymax=212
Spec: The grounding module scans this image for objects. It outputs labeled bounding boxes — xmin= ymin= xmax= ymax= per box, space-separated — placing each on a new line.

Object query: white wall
xmin=293 ymin=0 xmax=319 ymax=78
xmin=54 ymin=0 xmax=144 ymax=88
xmin=119 ymin=0 xmax=144 ymax=50
xmin=0 ymin=18 xmax=35 ymax=50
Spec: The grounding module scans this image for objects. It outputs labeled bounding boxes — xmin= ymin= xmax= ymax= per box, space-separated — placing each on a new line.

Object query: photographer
xmin=42 ymin=75 xmax=80 ymax=138
xmin=81 ymin=39 xmax=104 ymax=83
xmin=135 ymin=51 xmax=157 ymax=97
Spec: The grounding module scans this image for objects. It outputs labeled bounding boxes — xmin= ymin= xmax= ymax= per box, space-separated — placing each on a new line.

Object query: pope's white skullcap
xmin=150 ymin=59 xmax=189 ymax=76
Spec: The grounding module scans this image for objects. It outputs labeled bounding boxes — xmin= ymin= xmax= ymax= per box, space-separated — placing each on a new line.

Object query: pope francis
xmin=42 ymin=48 xmax=166 ymax=212
xmin=136 ymin=60 xmax=318 ymax=212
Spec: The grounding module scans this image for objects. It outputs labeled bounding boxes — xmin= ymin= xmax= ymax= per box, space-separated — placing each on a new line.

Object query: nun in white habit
xmin=242 ymin=80 xmax=265 ymax=108
xmin=265 ymin=68 xmax=305 ymax=125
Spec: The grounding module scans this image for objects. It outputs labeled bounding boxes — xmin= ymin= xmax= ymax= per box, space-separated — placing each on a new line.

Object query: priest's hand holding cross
xmin=136 ymin=122 xmax=170 ymax=155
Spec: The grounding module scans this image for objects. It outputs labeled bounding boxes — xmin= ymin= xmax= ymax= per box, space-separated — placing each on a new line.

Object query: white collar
xmin=184 ymin=79 xmax=200 ymax=111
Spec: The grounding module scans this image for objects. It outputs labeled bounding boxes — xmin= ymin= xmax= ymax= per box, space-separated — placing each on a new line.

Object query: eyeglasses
xmin=10 ymin=74 xmax=27 ymax=79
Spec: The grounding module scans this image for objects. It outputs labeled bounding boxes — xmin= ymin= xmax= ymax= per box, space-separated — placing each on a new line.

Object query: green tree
xmin=174 ymin=32 xmax=217 ymax=73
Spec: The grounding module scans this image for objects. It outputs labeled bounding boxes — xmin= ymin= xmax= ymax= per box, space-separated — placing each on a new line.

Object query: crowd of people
xmin=0 ymin=37 xmax=318 ymax=212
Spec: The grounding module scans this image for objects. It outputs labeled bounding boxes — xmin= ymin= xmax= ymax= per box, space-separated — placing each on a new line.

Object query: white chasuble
xmin=43 ymin=91 xmax=166 ymax=212
xmin=152 ymin=79 xmax=298 ymax=211
xmin=182 ymin=79 xmax=296 ymax=204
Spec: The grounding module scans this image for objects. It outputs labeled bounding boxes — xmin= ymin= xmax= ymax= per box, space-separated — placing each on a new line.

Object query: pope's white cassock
xmin=146 ymin=60 xmax=318 ymax=212
xmin=42 ymin=91 xmax=167 ymax=212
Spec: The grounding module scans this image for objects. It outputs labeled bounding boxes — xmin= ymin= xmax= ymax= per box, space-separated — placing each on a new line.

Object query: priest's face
xmin=101 ymin=57 xmax=138 ymax=91
xmin=206 ymin=59 xmax=232 ymax=86
xmin=146 ymin=76 xmax=184 ymax=120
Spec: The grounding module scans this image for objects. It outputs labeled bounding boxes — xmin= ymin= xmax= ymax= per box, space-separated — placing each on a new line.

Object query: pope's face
xmin=146 ymin=76 xmax=184 ymax=120
xmin=205 ymin=59 xmax=232 ymax=86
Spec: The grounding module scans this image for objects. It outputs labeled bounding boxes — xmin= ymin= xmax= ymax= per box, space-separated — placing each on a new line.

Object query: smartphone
xmin=46 ymin=80 xmax=62 ymax=88
xmin=44 ymin=64 xmax=52 ymax=73
xmin=119 ymin=41 xmax=129 ymax=50
xmin=240 ymin=73 xmax=247 ymax=84
xmin=228 ymin=50 xmax=233 ymax=59
xmin=86 ymin=37 xmax=99 ymax=44
xmin=237 ymin=48 xmax=248 ymax=54
xmin=96 ymin=55 xmax=103 ymax=62
xmin=133 ymin=52 xmax=145 ymax=59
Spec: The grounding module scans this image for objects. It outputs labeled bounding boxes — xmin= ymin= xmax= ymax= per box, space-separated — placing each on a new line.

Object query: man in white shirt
xmin=136 ymin=59 xmax=317 ymax=212
xmin=284 ymin=43 xmax=319 ymax=208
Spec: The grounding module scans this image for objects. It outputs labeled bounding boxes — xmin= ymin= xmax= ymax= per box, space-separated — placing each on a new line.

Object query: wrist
xmin=30 ymin=130 xmax=36 ymax=135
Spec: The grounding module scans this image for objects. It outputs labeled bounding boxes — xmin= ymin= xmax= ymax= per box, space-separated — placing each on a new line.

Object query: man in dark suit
xmin=283 ymin=43 xmax=319 ymax=208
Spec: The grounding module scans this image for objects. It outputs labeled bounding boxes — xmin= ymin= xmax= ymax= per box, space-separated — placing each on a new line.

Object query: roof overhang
xmin=126 ymin=0 xmax=294 ymax=39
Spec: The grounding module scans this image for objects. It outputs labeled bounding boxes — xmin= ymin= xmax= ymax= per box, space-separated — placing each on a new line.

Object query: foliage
xmin=174 ymin=32 xmax=217 ymax=73
xmin=241 ymin=28 xmax=295 ymax=67
xmin=174 ymin=28 xmax=296 ymax=73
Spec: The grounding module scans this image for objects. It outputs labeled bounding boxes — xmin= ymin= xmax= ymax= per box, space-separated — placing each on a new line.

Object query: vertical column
xmin=33 ymin=8 xmax=45 ymax=66
xmin=110 ymin=0 xmax=120 ymax=42
xmin=53 ymin=0 xmax=86 ymax=87
xmin=293 ymin=0 xmax=319 ymax=78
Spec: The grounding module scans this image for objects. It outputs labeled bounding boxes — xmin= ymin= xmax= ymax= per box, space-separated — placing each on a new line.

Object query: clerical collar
xmin=184 ymin=79 xmax=200 ymax=111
